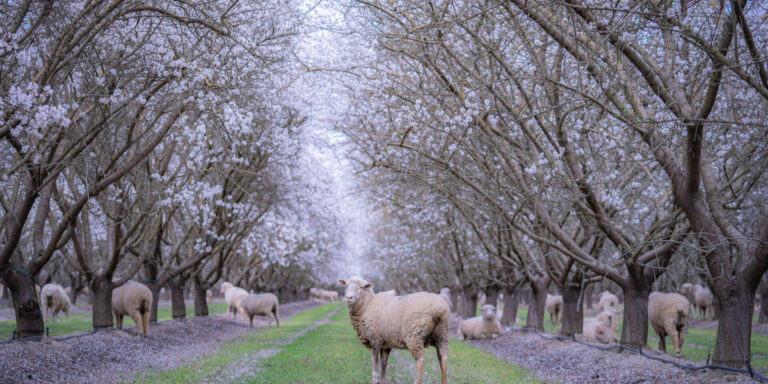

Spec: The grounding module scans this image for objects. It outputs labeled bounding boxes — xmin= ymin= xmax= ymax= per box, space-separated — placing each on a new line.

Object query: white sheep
xmin=648 ymin=291 xmax=690 ymax=358
xmin=310 ymin=287 xmax=338 ymax=302
xmin=438 ymin=288 xmax=452 ymax=311
xmin=581 ymin=310 xmax=618 ymax=344
xmin=39 ymin=283 xmax=71 ymax=322
xmin=220 ymin=282 xmax=249 ymax=319
xmin=379 ymin=290 xmax=396 ymax=296
xmin=458 ymin=304 xmax=502 ymax=340
xmin=340 ymin=276 xmax=449 ymax=384
xmin=598 ymin=291 xmax=619 ymax=311
xmin=112 ymin=281 xmax=153 ymax=337
xmin=679 ymin=283 xmax=694 ymax=304
xmin=240 ymin=293 xmax=280 ymax=328
xmin=693 ymin=284 xmax=714 ymax=320
xmin=545 ymin=294 xmax=563 ymax=325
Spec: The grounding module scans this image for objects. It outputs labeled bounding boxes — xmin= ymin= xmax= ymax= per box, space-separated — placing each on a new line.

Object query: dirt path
xmin=0 ymin=300 xmax=323 ymax=384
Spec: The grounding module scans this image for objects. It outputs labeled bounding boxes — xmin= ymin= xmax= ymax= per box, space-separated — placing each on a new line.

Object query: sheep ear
xmin=339 ymin=280 xmax=347 ymax=287
xmin=364 ymin=283 xmax=373 ymax=290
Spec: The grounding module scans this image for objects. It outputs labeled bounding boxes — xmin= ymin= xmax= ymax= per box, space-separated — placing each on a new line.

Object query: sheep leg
xmin=412 ymin=352 xmax=425 ymax=384
xmin=657 ymin=331 xmax=667 ymax=353
xmin=130 ymin=312 xmax=142 ymax=336
xmin=670 ymin=331 xmax=682 ymax=358
xmin=436 ymin=343 xmax=448 ymax=384
xmin=380 ymin=349 xmax=391 ymax=384
xmin=273 ymin=307 xmax=280 ymax=328
xmin=142 ymin=311 xmax=150 ymax=337
xmin=371 ymin=348 xmax=381 ymax=384
xmin=249 ymin=314 xmax=254 ymax=328
xmin=115 ymin=311 xmax=124 ymax=329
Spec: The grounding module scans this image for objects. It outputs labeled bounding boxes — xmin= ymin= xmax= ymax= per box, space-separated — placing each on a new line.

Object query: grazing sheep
xmin=693 ymin=284 xmax=714 ymax=320
xmin=648 ymin=292 xmax=690 ymax=358
xmin=310 ymin=287 xmax=339 ymax=302
xmin=545 ymin=294 xmax=563 ymax=325
xmin=438 ymin=288 xmax=452 ymax=311
xmin=39 ymin=283 xmax=71 ymax=322
xmin=340 ymin=276 xmax=449 ymax=384
xmin=220 ymin=282 xmax=249 ymax=319
xmin=112 ymin=281 xmax=153 ymax=337
xmin=241 ymin=293 xmax=280 ymax=328
xmin=598 ymin=291 xmax=619 ymax=311
xmin=458 ymin=304 xmax=502 ymax=340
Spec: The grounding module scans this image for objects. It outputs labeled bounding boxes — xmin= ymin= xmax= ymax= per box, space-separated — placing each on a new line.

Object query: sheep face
xmin=481 ymin=304 xmax=497 ymax=321
xmin=339 ymin=278 xmax=373 ymax=305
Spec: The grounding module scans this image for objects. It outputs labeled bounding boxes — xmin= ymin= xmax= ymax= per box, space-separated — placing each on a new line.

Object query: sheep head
xmin=481 ymin=304 xmax=497 ymax=321
xmin=339 ymin=276 xmax=373 ymax=305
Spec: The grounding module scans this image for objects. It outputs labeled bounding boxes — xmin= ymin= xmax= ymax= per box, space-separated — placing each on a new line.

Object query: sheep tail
xmin=138 ymin=297 xmax=150 ymax=316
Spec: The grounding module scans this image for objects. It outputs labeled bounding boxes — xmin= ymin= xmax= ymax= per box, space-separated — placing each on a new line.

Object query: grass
xmin=0 ymin=302 xmax=229 ymax=339
xmin=137 ymin=302 xmax=538 ymax=384
xmin=508 ymin=306 xmax=768 ymax=372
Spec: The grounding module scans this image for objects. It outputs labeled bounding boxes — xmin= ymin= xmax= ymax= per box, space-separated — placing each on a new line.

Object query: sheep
xmin=310 ymin=287 xmax=339 ymax=302
xmin=598 ymin=291 xmax=619 ymax=311
xmin=340 ymin=276 xmax=449 ymax=384
xmin=112 ymin=281 xmax=153 ymax=337
xmin=220 ymin=281 xmax=249 ymax=319
xmin=240 ymin=293 xmax=280 ymax=328
xmin=39 ymin=283 xmax=71 ymax=322
xmin=648 ymin=291 xmax=690 ymax=358
xmin=679 ymin=283 xmax=694 ymax=303
xmin=581 ymin=310 xmax=618 ymax=344
xmin=438 ymin=288 xmax=452 ymax=311
xmin=458 ymin=304 xmax=502 ymax=340
xmin=379 ymin=290 xmax=396 ymax=295
xmin=693 ymin=284 xmax=714 ymax=320
xmin=545 ymin=294 xmax=563 ymax=325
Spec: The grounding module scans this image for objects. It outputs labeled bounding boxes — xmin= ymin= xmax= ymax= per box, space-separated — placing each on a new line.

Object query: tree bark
xmin=170 ymin=280 xmax=186 ymax=320
xmin=620 ymin=285 xmax=649 ymax=349
xmin=2 ymin=269 xmax=44 ymax=337
xmin=526 ymin=282 xmax=547 ymax=331
xmin=90 ymin=276 xmax=114 ymax=329
xmin=449 ymin=287 xmax=461 ymax=313
xmin=460 ymin=286 xmax=479 ymax=317
xmin=585 ymin=284 xmax=593 ymax=310
xmin=484 ymin=285 xmax=500 ymax=307
xmin=758 ymin=290 xmax=768 ymax=324
xmin=560 ymin=284 xmax=583 ymax=337
xmin=712 ymin=285 xmax=755 ymax=368
xmin=193 ymin=279 xmax=209 ymax=317
xmin=148 ymin=284 xmax=160 ymax=322
xmin=500 ymin=290 xmax=519 ymax=326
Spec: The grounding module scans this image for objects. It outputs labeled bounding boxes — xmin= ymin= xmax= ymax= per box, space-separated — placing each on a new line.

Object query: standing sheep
xmin=598 ymin=291 xmax=619 ymax=312
xmin=40 ymin=283 xmax=71 ymax=322
xmin=438 ymin=288 xmax=452 ymax=311
xmin=241 ymin=293 xmax=280 ymax=328
xmin=340 ymin=276 xmax=449 ymax=384
xmin=648 ymin=292 xmax=690 ymax=358
xmin=379 ymin=290 xmax=396 ymax=296
xmin=220 ymin=282 xmax=249 ymax=319
xmin=458 ymin=304 xmax=502 ymax=340
xmin=693 ymin=284 xmax=714 ymax=320
xmin=545 ymin=294 xmax=563 ymax=325
xmin=112 ymin=281 xmax=153 ymax=337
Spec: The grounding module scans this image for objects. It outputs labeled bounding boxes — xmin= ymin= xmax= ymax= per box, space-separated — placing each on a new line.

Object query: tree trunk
xmin=485 ymin=285 xmax=500 ymax=307
xmin=460 ymin=287 xmax=478 ymax=317
xmin=193 ymin=280 xmax=209 ymax=317
xmin=758 ymin=290 xmax=768 ymax=324
xmin=148 ymin=284 xmax=160 ymax=322
xmin=620 ymin=286 xmax=649 ymax=349
xmin=526 ymin=282 xmax=547 ymax=331
xmin=712 ymin=287 xmax=755 ymax=368
xmin=500 ymin=290 xmax=519 ymax=326
xmin=170 ymin=280 xmax=186 ymax=320
xmin=449 ymin=288 xmax=460 ymax=313
xmin=90 ymin=276 xmax=114 ymax=329
xmin=560 ymin=284 xmax=583 ymax=337
xmin=2 ymin=269 xmax=44 ymax=337
xmin=585 ymin=284 xmax=593 ymax=310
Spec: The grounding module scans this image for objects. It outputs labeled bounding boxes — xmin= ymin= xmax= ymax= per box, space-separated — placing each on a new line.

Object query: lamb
xmin=581 ymin=310 xmax=618 ymax=344
xmin=220 ymin=282 xmax=249 ymax=319
xmin=598 ymin=291 xmax=619 ymax=311
xmin=240 ymin=293 xmax=280 ymax=328
xmin=112 ymin=281 xmax=153 ymax=337
xmin=693 ymin=284 xmax=714 ymax=320
xmin=458 ymin=304 xmax=502 ymax=340
xmin=438 ymin=288 xmax=452 ymax=311
xmin=545 ymin=294 xmax=563 ymax=325
xmin=648 ymin=291 xmax=690 ymax=358
xmin=340 ymin=276 xmax=449 ymax=384
xmin=39 ymin=283 xmax=71 ymax=322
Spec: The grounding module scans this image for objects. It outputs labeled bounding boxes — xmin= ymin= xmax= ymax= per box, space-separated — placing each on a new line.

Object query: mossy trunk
xmin=2 ymin=268 xmax=44 ymax=338
xmin=620 ymin=286 xmax=649 ymax=349
xmin=560 ymin=284 xmax=583 ymax=337
xmin=90 ymin=276 xmax=114 ymax=329
xmin=193 ymin=280 xmax=209 ymax=317
xmin=170 ymin=280 xmax=186 ymax=320
xmin=712 ymin=284 xmax=755 ymax=368
xmin=500 ymin=290 xmax=519 ymax=326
